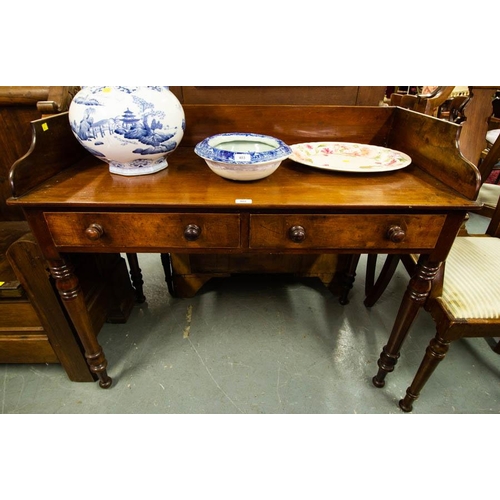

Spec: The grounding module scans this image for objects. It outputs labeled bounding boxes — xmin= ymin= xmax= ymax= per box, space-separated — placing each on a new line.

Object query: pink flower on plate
xmin=347 ymin=146 xmax=370 ymax=157
xmin=320 ymin=147 xmax=335 ymax=155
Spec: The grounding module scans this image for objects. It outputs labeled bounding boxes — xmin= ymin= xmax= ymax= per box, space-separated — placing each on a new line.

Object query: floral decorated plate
xmin=289 ymin=142 xmax=412 ymax=173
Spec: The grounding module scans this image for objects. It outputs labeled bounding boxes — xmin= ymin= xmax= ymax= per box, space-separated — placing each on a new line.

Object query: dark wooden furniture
xmin=362 ymin=92 xmax=500 ymax=305
xmin=363 ymin=124 xmax=499 ymax=300
xmin=363 ymin=93 xmax=500 ymax=351
xmin=389 ymin=86 xmax=455 ymax=116
xmin=478 ymin=132 xmax=500 ymax=184
xmin=0 ymin=86 xmax=136 ymax=381
xmin=338 ymin=89 xmax=474 ymax=305
xmin=459 ymin=86 xmax=499 ymax=166
xmin=8 ymin=104 xmax=480 ymax=389
xmin=446 ymin=95 xmax=470 ymax=123
xmin=166 ymin=87 xmax=387 ymax=297
xmin=395 ymin=201 xmax=500 ymax=411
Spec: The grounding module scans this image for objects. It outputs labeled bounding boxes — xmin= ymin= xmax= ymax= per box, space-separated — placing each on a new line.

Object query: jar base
xmin=109 ymin=157 xmax=168 ymax=176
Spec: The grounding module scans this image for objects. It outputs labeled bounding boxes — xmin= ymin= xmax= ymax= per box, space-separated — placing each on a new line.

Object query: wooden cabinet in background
xmin=0 ymin=87 xmax=135 ymax=380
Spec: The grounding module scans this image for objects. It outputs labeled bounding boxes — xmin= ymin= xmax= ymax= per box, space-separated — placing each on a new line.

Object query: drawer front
xmin=0 ymin=334 xmax=59 ymax=364
xmin=44 ymin=212 xmax=241 ymax=249
xmin=0 ymin=301 xmax=42 ymax=329
xmin=249 ymin=214 xmax=446 ymax=250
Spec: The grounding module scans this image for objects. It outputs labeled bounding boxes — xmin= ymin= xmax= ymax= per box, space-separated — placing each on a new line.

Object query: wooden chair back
xmin=448 ymin=95 xmax=470 ymax=123
xmin=478 ymin=131 xmax=500 ymax=183
xmin=390 ymin=86 xmax=455 ymax=116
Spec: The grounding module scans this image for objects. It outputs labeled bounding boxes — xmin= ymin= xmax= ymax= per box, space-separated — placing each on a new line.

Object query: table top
xmin=12 ymin=147 xmax=480 ymax=213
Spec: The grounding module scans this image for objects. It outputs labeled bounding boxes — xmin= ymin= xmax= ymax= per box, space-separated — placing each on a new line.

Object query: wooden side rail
xmin=0 ymin=86 xmax=79 ymax=113
xmin=6 ymin=233 xmax=94 ymax=380
xmin=0 ymin=87 xmax=50 ymax=106
xmin=9 ymin=112 xmax=87 ymax=199
xmin=0 ymin=86 xmax=79 ymax=114
xmin=388 ymin=107 xmax=481 ymax=200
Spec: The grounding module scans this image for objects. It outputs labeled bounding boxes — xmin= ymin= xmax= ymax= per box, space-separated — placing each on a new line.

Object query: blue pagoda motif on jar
xmin=69 ymin=86 xmax=185 ymax=159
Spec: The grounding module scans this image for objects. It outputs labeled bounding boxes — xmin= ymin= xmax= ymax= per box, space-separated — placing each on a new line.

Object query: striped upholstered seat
xmin=442 ymin=237 xmax=500 ymax=319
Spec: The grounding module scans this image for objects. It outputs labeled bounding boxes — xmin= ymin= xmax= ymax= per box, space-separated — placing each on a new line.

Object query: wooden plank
xmin=181 ymin=104 xmax=394 ymax=147
xmin=0 ymin=334 xmax=59 ymax=363
xmin=170 ymin=86 xmax=385 ymax=106
xmin=9 ymin=112 xmax=87 ymax=198
xmin=460 ymin=86 xmax=498 ymax=165
xmin=389 ymin=107 xmax=481 ymax=200
xmin=0 ymin=86 xmax=50 ymax=106
xmin=7 ymin=234 xmax=94 ymax=381
xmin=0 ymin=301 xmax=41 ymax=328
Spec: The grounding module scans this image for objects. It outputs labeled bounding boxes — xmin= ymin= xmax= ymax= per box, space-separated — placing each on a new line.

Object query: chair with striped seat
xmin=395 ymin=206 xmax=500 ymax=412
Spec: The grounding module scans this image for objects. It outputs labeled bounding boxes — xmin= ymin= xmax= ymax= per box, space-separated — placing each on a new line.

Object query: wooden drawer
xmin=0 ymin=300 xmax=42 ymax=329
xmin=0 ymin=333 xmax=59 ymax=363
xmin=249 ymin=214 xmax=447 ymax=250
xmin=44 ymin=212 xmax=241 ymax=250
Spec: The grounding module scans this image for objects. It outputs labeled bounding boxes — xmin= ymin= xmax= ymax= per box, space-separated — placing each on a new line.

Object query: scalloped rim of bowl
xmin=194 ymin=132 xmax=292 ymax=165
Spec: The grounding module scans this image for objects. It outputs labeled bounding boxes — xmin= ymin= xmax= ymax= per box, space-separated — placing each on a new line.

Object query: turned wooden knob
xmin=85 ymin=223 xmax=104 ymax=240
xmin=387 ymin=225 xmax=406 ymax=243
xmin=184 ymin=224 xmax=201 ymax=241
xmin=288 ymin=225 xmax=306 ymax=243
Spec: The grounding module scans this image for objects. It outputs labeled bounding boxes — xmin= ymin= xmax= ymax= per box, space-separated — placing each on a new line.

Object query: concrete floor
xmin=1 ymin=214 xmax=499 ymax=414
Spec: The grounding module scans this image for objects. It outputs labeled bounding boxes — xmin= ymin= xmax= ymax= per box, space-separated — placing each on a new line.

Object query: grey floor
xmin=1 ymin=214 xmax=499 ymax=414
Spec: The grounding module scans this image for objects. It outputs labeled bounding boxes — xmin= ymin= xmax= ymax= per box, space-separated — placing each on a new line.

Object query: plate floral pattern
xmin=290 ymin=142 xmax=412 ymax=173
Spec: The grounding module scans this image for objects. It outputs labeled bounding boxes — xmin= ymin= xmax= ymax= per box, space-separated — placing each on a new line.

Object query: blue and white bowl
xmin=195 ymin=132 xmax=292 ymax=181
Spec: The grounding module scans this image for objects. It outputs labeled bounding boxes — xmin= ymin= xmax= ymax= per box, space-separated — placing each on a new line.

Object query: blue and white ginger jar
xmin=68 ymin=86 xmax=185 ymax=176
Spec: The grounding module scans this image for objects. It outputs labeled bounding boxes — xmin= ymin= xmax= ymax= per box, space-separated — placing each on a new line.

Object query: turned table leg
xmin=372 ymin=257 xmax=441 ymax=388
xmin=49 ymin=258 xmax=112 ymax=388
xmin=160 ymin=253 xmax=178 ymax=297
xmin=339 ymin=254 xmax=361 ymax=305
xmin=126 ymin=253 xmax=146 ymax=303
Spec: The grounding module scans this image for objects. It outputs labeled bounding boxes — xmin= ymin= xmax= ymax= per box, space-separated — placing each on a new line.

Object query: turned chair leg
xmin=399 ymin=333 xmax=451 ymax=412
xmin=364 ymin=254 xmax=401 ymax=307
